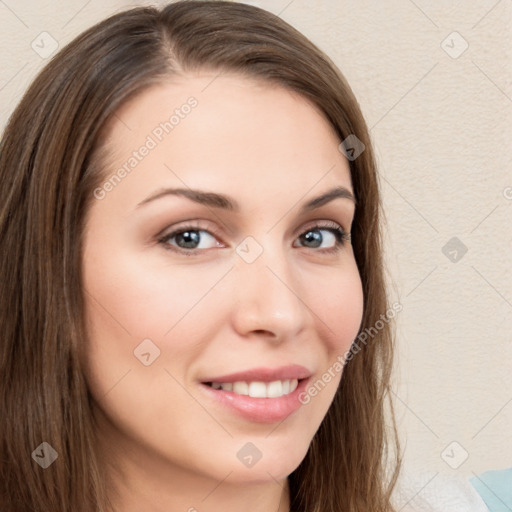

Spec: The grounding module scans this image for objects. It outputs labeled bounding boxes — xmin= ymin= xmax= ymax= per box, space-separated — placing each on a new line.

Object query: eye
xmin=158 ymin=221 xmax=223 ymax=255
xmin=157 ymin=220 xmax=350 ymax=256
xmin=294 ymin=221 xmax=351 ymax=254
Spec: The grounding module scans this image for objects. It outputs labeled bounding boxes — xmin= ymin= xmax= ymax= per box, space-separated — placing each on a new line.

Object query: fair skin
xmin=82 ymin=73 xmax=364 ymax=512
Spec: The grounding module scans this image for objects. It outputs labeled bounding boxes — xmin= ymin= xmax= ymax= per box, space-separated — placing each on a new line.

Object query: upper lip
xmin=201 ymin=364 xmax=312 ymax=383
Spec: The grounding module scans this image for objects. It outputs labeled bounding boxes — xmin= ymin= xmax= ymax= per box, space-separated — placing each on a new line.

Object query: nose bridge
xmin=231 ymin=234 xmax=307 ymax=338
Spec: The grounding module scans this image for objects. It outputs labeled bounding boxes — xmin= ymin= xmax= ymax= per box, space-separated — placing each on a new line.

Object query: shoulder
xmin=470 ymin=467 xmax=512 ymax=512
xmin=393 ymin=467 xmax=489 ymax=512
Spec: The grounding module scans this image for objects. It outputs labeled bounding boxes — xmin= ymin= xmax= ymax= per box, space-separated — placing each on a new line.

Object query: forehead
xmin=95 ymin=73 xmax=352 ymax=211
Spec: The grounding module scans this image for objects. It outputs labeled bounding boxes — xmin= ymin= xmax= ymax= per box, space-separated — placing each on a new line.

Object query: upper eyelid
xmin=151 ymin=198 xmax=355 ymax=237
xmin=158 ymin=220 xmax=222 ymax=240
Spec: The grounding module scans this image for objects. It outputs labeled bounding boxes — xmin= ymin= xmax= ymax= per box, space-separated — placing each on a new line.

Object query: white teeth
xmin=209 ymin=379 xmax=299 ymax=398
xmin=232 ymin=381 xmax=249 ymax=395
xmin=248 ymin=381 xmax=267 ymax=398
xmin=267 ymin=380 xmax=283 ymax=398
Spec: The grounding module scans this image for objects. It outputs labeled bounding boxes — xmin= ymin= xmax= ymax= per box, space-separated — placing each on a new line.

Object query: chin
xmin=222 ymin=436 xmax=311 ymax=484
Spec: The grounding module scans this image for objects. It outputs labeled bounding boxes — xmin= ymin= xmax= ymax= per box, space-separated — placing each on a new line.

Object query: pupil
xmin=303 ymin=230 xmax=321 ymax=248
xmin=177 ymin=230 xmax=200 ymax=248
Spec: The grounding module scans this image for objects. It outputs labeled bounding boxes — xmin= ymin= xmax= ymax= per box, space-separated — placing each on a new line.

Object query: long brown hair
xmin=0 ymin=2 xmax=401 ymax=511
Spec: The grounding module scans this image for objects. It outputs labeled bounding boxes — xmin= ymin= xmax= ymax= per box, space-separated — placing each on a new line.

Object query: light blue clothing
xmin=470 ymin=468 xmax=512 ymax=512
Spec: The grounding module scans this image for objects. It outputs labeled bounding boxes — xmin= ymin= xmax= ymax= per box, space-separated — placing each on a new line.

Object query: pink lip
xmin=199 ymin=376 xmax=312 ymax=423
xmin=200 ymin=364 xmax=312 ymax=383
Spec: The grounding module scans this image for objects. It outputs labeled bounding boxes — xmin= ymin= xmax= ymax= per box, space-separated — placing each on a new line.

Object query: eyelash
xmin=157 ymin=220 xmax=351 ymax=257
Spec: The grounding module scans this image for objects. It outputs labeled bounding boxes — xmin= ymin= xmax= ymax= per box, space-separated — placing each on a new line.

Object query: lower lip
xmin=199 ymin=378 xmax=311 ymax=424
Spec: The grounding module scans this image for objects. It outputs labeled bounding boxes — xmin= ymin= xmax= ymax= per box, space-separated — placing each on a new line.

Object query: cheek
xmin=309 ymin=260 xmax=364 ymax=353
xmin=81 ymin=244 xmax=233 ymax=400
xmin=298 ymin=261 xmax=364 ymax=404
xmin=82 ymin=244 xmax=230 ymax=340
xmin=80 ymin=247 xmax=225 ymax=462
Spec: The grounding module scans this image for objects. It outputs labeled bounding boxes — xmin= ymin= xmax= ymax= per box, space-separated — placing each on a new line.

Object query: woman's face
xmin=82 ymin=73 xmax=364 ymax=489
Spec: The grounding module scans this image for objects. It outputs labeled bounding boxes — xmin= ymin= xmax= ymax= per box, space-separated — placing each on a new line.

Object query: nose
xmin=229 ymin=241 xmax=308 ymax=342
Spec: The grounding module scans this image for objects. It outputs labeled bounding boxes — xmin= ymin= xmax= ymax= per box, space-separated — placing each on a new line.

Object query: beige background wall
xmin=1 ymin=0 xmax=510 ymax=494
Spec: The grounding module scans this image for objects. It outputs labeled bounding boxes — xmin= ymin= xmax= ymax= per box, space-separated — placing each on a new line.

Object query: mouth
xmin=202 ymin=378 xmax=301 ymax=398
xmin=198 ymin=365 xmax=313 ymax=423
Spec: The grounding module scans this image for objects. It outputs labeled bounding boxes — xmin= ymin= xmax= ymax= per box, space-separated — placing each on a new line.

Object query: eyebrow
xmin=136 ymin=185 xmax=356 ymax=213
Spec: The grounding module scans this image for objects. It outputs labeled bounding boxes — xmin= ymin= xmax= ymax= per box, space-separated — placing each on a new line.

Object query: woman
xmin=0 ymin=2 xmax=401 ymax=511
